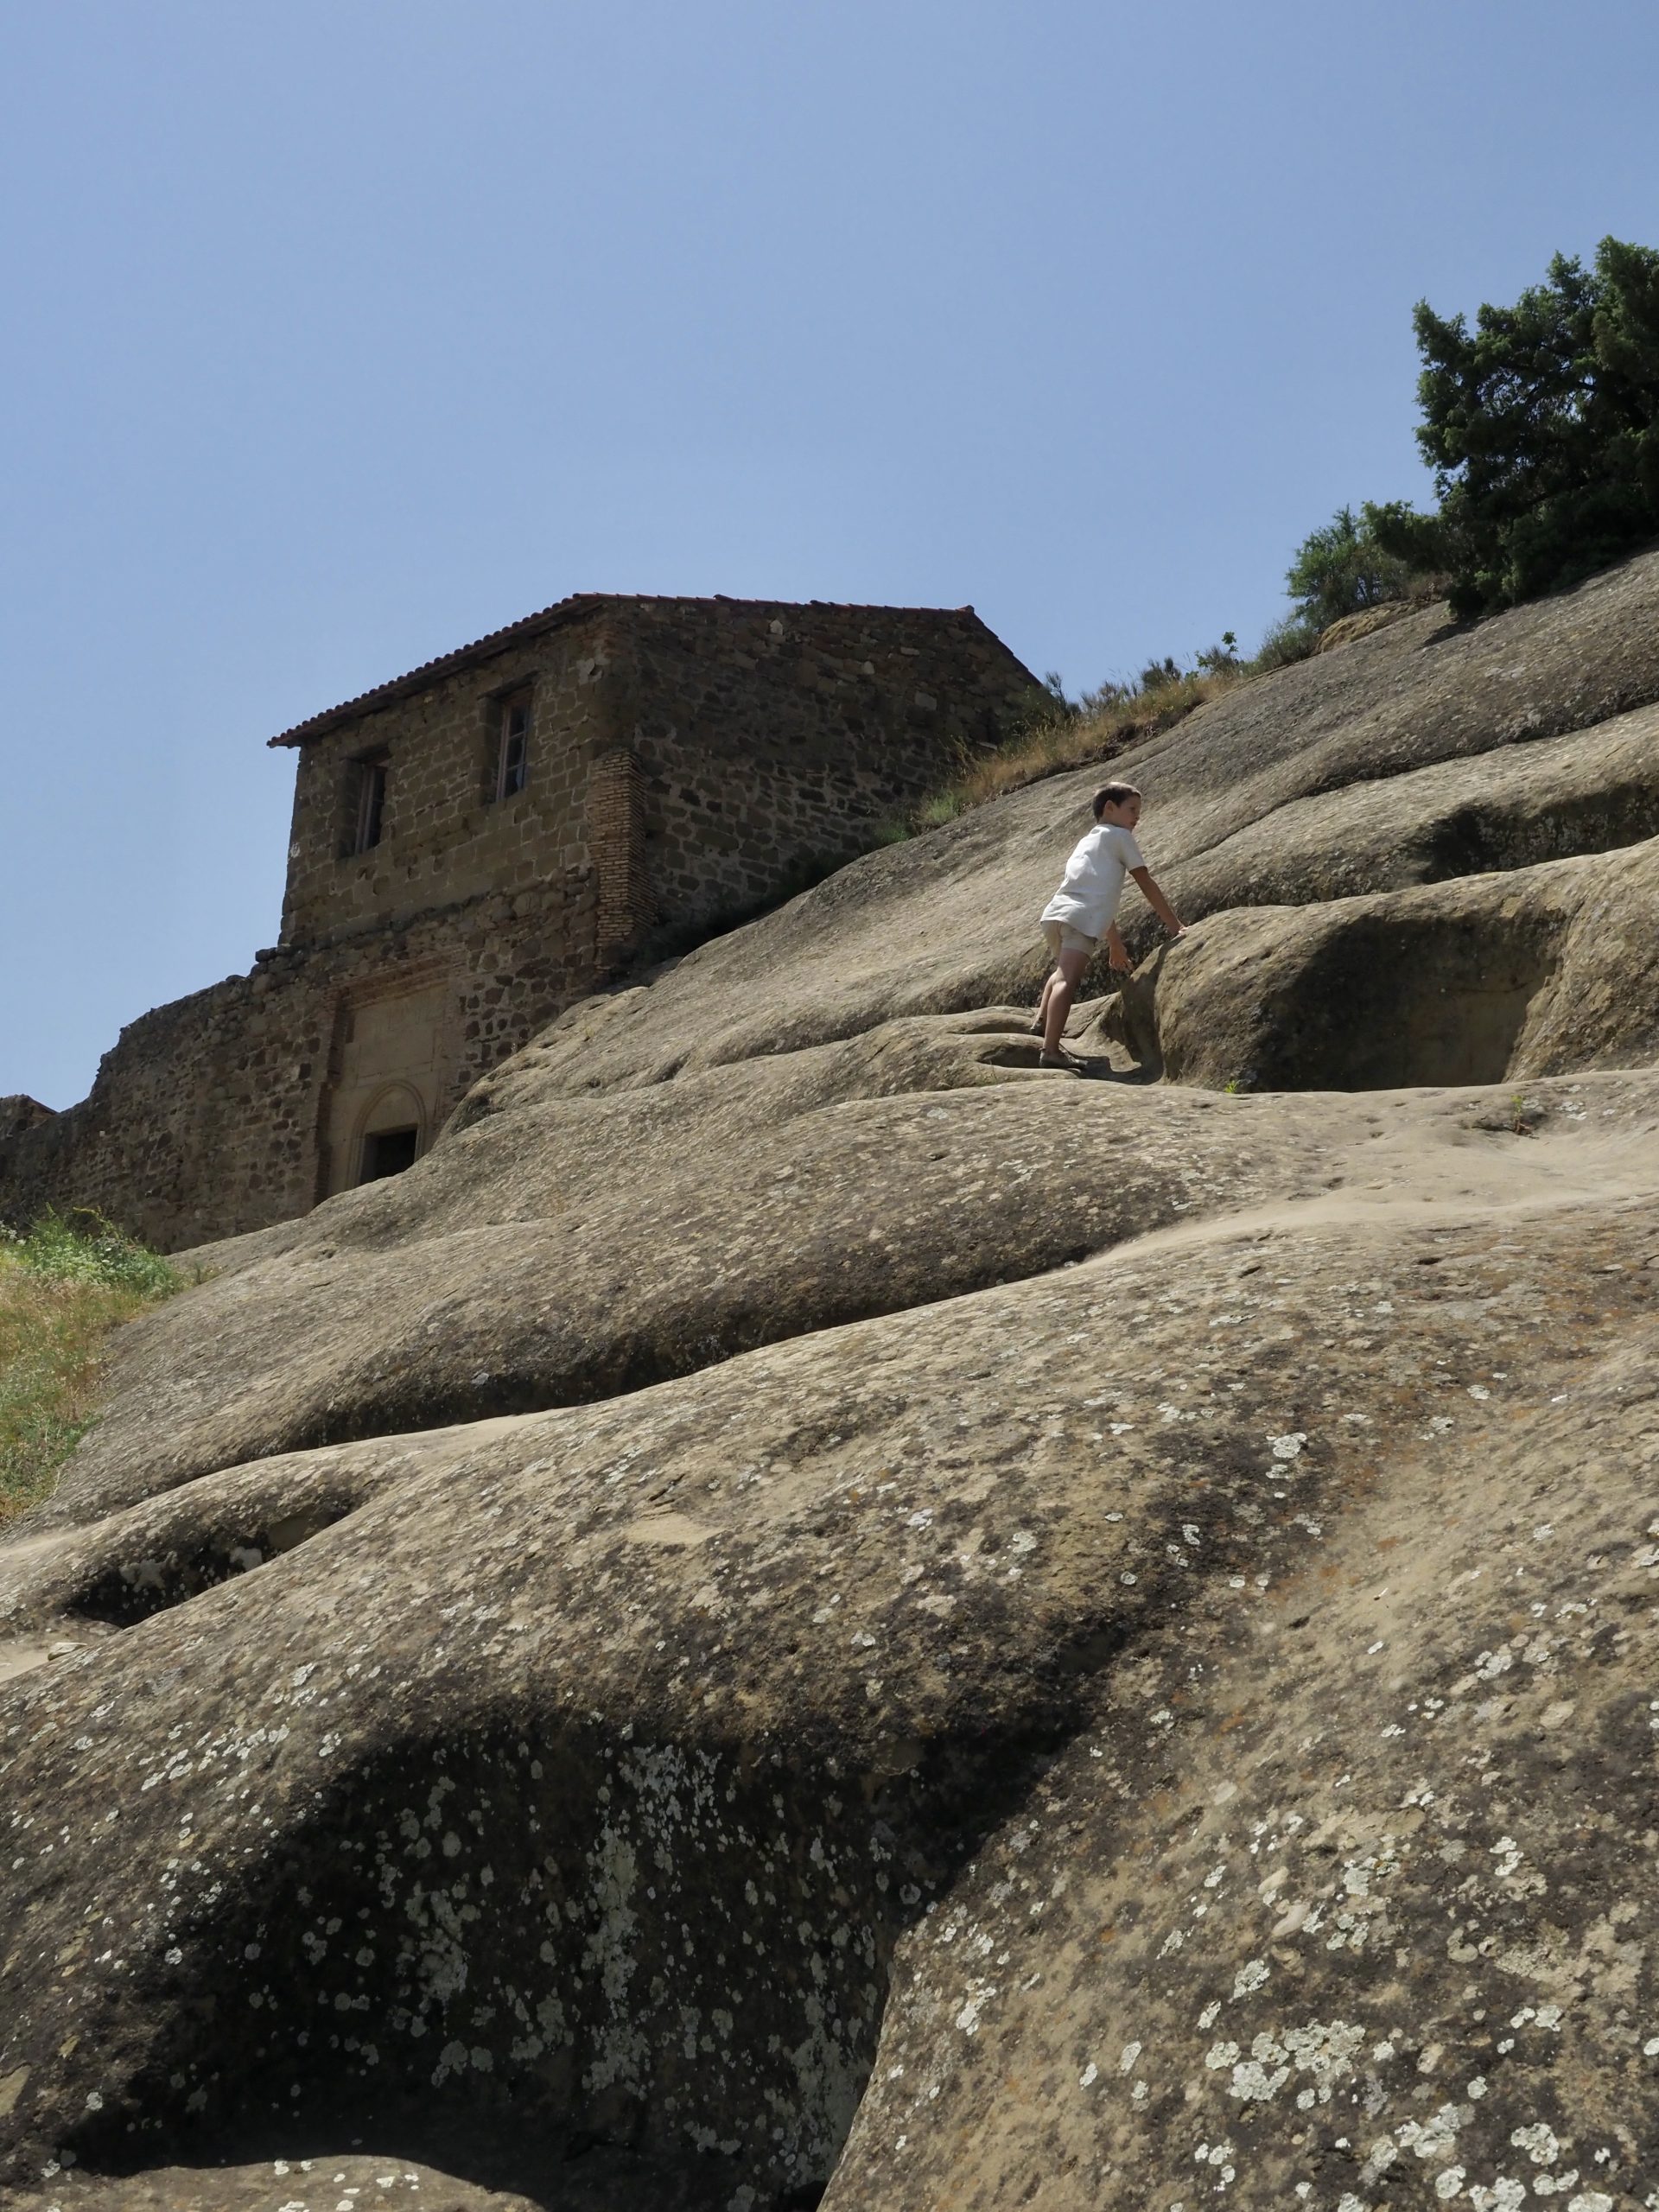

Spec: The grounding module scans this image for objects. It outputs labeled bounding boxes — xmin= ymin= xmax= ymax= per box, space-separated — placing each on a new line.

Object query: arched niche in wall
xmin=350 ymin=1079 xmax=429 ymax=1187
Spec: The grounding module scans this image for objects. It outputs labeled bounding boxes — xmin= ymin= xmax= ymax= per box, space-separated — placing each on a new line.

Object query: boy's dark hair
xmin=1092 ymin=781 xmax=1142 ymax=820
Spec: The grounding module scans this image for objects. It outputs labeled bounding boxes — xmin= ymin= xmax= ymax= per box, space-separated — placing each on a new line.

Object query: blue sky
xmin=3 ymin=0 xmax=1656 ymax=1108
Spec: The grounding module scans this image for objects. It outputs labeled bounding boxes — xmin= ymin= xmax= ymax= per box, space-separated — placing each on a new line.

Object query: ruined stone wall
xmin=622 ymin=600 xmax=1041 ymax=937
xmin=280 ymin=616 xmax=621 ymax=949
xmin=0 ymin=971 xmax=333 ymax=1254
xmin=0 ymin=869 xmax=601 ymax=1253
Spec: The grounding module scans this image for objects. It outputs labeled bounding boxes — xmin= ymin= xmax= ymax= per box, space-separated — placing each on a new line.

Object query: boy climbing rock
xmin=1034 ymin=781 xmax=1185 ymax=1069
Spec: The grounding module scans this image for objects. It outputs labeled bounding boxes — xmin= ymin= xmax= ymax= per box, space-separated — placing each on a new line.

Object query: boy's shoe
xmin=1038 ymin=1048 xmax=1082 ymax=1073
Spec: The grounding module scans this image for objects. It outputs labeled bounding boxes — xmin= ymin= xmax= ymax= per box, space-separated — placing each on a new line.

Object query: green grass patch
xmin=0 ymin=1211 xmax=181 ymax=1529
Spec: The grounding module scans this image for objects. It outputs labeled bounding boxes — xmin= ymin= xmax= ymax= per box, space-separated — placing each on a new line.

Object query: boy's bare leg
xmin=1034 ymin=965 xmax=1071 ymax=1033
xmin=1041 ymin=946 xmax=1090 ymax=1059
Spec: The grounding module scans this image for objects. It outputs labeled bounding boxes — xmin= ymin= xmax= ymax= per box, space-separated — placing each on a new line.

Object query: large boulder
xmin=1120 ymin=825 xmax=1659 ymax=1093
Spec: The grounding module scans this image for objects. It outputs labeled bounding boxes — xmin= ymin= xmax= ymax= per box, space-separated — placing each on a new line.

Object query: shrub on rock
xmin=1370 ymin=233 xmax=1659 ymax=618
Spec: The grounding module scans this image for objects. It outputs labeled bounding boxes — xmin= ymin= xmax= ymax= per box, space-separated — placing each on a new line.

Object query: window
xmin=494 ymin=694 xmax=530 ymax=800
xmin=351 ymin=750 xmax=389 ymax=854
xmin=359 ymin=1125 xmax=418 ymax=1182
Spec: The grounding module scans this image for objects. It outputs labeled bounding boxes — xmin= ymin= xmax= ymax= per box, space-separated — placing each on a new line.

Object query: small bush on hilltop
xmin=1285 ymin=505 xmax=1420 ymax=632
xmin=1252 ymin=611 xmax=1322 ymax=671
xmin=0 ymin=1211 xmax=181 ymax=1526
xmin=1137 ymin=654 xmax=1185 ymax=693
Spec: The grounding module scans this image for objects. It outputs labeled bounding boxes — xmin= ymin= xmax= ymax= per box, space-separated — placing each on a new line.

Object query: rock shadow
xmin=59 ymin=1711 xmax=1074 ymax=2211
xmin=1253 ymin=907 xmax=1559 ymax=1090
xmin=1421 ymin=784 xmax=1659 ymax=882
xmin=63 ymin=1499 xmax=356 ymax=1628
xmin=1145 ymin=905 xmax=1567 ymax=1095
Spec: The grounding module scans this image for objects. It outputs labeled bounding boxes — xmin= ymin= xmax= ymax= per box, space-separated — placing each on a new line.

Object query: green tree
xmin=1369 ymin=235 xmax=1659 ymax=619
xmin=1284 ymin=505 xmax=1414 ymax=632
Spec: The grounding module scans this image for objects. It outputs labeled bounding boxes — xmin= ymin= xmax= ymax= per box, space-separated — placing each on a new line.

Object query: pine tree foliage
xmin=1367 ymin=236 xmax=1659 ymax=619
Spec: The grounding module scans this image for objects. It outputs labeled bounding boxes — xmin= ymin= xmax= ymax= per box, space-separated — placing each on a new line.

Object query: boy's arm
xmin=1130 ymin=865 xmax=1185 ymax=936
xmin=1105 ymin=923 xmax=1133 ymax=972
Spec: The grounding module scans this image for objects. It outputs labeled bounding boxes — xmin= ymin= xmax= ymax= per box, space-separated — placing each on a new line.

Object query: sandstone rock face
xmin=4 ymin=552 xmax=1659 ymax=2211
xmin=1125 ymin=817 xmax=1659 ymax=1093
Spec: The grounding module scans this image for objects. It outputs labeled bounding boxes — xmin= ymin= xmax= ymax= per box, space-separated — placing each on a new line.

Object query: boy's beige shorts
xmin=1040 ymin=918 xmax=1100 ymax=959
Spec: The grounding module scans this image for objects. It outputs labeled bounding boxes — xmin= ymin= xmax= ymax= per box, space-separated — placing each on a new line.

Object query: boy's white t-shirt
xmin=1040 ymin=823 xmax=1147 ymax=938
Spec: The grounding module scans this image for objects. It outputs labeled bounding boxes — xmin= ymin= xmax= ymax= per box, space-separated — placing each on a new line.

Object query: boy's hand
xmin=1109 ymin=943 xmax=1134 ymax=973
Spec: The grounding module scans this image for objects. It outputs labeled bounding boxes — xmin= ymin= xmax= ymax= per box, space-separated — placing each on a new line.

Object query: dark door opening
xmin=359 ymin=1127 xmax=419 ymax=1183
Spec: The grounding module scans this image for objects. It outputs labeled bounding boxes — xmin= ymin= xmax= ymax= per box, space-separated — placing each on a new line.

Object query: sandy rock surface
xmin=11 ymin=2152 xmax=545 ymax=2212
xmin=5 ymin=553 xmax=1659 ymax=2210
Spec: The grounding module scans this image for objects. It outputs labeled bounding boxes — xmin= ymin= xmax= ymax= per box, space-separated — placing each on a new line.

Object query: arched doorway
xmin=320 ymin=975 xmax=453 ymax=1198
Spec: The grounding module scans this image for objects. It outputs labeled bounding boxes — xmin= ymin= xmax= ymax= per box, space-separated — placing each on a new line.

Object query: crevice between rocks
xmin=64 ymin=1498 xmax=356 ymax=1629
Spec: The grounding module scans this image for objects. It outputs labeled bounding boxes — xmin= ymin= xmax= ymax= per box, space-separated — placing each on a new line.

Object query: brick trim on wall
xmin=589 ymin=747 xmax=653 ymax=968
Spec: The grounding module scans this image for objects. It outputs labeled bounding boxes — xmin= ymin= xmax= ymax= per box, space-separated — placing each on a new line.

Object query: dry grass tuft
xmin=0 ymin=1215 xmax=181 ymax=1529
xmin=887 ymin=665 xmax=1246 ymax=837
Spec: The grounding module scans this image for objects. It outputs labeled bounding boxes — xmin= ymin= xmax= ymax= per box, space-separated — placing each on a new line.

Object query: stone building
xmin=1 ymin=593 xmax=1040 ymax=1250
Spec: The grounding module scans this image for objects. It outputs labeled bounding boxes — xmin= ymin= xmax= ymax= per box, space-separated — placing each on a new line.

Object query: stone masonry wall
xmin=280 ymin=613 xmax=622 ymax=949
xmin=621 ymin=600 xmax=1040 ymax=939
xmin=280 ymin=597 xmax=1041 ymax=960
xmin=588 ymin=747 xmax=655 ymax=963
xmin=0 ymin=971 xmax=334 ymax=1255
xmin=0 ymin=872 xmax=601 ymax=1254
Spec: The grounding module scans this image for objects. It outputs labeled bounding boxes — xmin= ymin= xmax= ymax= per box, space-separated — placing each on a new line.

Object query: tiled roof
xmin=266 ymin=592 xmax=982 ymax=747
